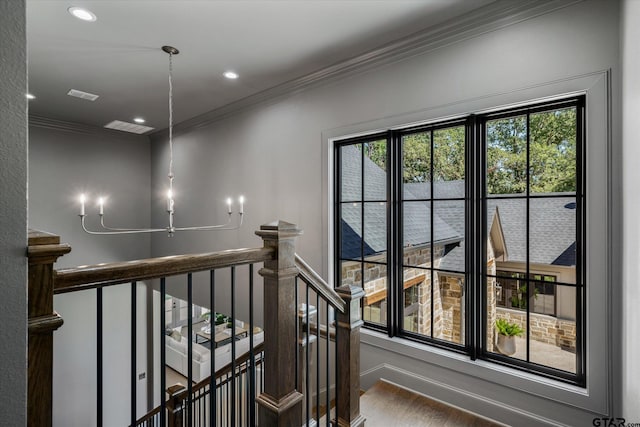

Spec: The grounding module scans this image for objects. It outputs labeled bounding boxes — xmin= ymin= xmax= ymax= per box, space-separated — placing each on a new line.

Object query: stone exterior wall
xmin=439 ymin=274 xmax=463 ymax=344
xmin=486 ymin=243 xmax=497 ymax=352
xmin=495 ymin=308 xmax=577 ymax=352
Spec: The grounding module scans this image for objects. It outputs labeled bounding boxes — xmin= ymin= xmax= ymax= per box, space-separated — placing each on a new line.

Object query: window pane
xmin=340 ymin=203 xmax=361 ymax=260
xmin=488 ymin=277 xmax=527 ymax=362
xmin=530 ymin=197 xmax=576 ymax=284
xmin=529 ymin=284 xmax=577 ymax=373
xmin=364 ymin=202 xmax=387 ymax=264
xmin=363 ymin=262 xmax=388 ymax=327
xmin=402 ymin=131 xmax=431 ymax=200
xmin=363 ymin=140 xmax=387 ymax=201
xmin=530 ymin=108 xmax=577 ymax=193
xmin=433 ymin=126 xmax=465 ymax=199
xmin=339 ymin=260 xmax=361 ymax=287
xmin=486 ymin=115 xmax=527 ymax=195
xmin=340 ymin=143 xmax=361 ymax=201
xmin=403 ymin=267 xmax=431 ymax=337
xmin=436 ymin=273 xmax=465 ymax=345
xmin=486 ymin=198 xmax=526 ymax=267
xmin=403 ymin=201 xmax=431 ymax=268
xmin=434 ymin=200 xmax=465 ymax=273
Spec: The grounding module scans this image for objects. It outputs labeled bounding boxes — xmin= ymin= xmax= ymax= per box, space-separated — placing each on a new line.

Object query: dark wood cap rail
xmin=54 ymin=247 xmax=276 ymax=293
xmin=295 ymin=254 xmax=346 ymax=314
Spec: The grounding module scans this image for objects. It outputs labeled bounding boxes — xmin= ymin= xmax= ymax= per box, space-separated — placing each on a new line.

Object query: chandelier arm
xmin=172 ymin=214 xmax=240 ymax=232
xmin=81 ymin=216 xmax=167 ymax=235
xmin=99 ymin=215 xmax=160 ymax=232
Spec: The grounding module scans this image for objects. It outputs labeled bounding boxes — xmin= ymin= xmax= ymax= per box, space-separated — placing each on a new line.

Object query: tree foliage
xmin=487 ymin=108 xmax=577 ymax=194
xmin=360 ymin=107 xmax=577 ymax=195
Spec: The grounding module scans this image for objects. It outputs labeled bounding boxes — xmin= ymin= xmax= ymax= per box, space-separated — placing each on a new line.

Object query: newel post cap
xmin=255 ymin=220 xmax=303 ymax=240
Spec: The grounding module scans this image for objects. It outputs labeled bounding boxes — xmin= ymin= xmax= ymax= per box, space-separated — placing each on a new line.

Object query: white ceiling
xmin=27 ymin=0 xmax=495 ymax=132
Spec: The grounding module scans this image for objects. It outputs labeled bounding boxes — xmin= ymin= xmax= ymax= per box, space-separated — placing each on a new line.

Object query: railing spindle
xmin=187 ymin=273 xmax=193 ymax=427
xmin=209 ymin=269 xmax=216 ymax=427
xmin=131 ymin=281 xmax=137 ymax=427
xmin=97 ymin=287 xmax=103 ymax=427
xmin=160 ymin=278 xmax=167 ymax=427
xmin=316 ymin=292 xmax=321 ymax=422
xmin=231 ymin=266 xmax=236 ymax=427
xmin=249 ymin=264 xmax=256 ymax=426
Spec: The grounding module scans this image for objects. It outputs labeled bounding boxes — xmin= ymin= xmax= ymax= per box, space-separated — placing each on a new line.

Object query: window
xmin=334 ymin=96 xmax=585 ymax=385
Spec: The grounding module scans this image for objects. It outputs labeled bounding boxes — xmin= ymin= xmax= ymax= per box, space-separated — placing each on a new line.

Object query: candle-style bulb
xmin=226 ymin=197 xmax=232 ymax=214
xmin=167 ymin=190 xmax=174 ymax=212
xmin=98 ymin=197 xmax=104 ymax=215
xmin=238 ymin=195 xmax=244 ymax=215
xmin=79 ymin=194 xmax=86 ymax=216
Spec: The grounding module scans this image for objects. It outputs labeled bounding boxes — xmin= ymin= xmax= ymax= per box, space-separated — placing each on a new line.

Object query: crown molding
xmin=29 ymin=115 xmax=150 ymax=142
xmin=150 ymin=0 xmax=582 ymax=141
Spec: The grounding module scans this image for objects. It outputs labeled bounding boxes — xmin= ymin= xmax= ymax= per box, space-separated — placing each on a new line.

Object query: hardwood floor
xmin=360 ymin=381 xmax=502 ymax=427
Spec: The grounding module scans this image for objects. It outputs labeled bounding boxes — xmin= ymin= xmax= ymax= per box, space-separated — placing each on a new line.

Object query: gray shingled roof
xmin=340 ymin=146 xmax=575 ymax=268
xmin=340 ymin=145 xmax=461 ymax=259
xmin=488 ymin=196 xmax=576 ymax=266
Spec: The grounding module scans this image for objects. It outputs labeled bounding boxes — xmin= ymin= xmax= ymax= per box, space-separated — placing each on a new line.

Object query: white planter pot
xmin=496 ymin=333 xmax=516 ymax=356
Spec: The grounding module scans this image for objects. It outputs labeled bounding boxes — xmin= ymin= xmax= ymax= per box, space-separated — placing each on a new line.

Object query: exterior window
xmin=334 ymin=96 xmax=584 ymax=385
xmin=337 ymin=137 xmax=389 ymax=328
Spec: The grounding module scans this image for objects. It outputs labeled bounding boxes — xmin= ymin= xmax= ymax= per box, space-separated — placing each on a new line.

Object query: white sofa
xmin=165 ymin=329 xmax=264 ymax=383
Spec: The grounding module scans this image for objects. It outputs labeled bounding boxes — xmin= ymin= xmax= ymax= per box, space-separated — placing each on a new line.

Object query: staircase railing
xmin=27 ymin=221 xmax=365 ymax=427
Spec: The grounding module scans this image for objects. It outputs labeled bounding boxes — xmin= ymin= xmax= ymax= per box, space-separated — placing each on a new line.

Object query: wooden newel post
xmin=256 ymin=220 xmax=304 ymax=426
xmin=333 ymin=285 xmax=366 ymax=427
xmin=27 ymin=230 xmax=71 ymax=427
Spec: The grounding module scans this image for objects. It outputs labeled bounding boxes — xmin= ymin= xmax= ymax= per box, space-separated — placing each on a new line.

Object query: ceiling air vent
xmin=67 ymin=88 xmax=100 ymax=101
xmin=104 ymin=120 xmax=155 ymax=134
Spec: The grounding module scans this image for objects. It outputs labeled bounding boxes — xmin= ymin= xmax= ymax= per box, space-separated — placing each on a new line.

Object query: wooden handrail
xmin=295 ymin=254 xmax=346 ymax=314
xmin=54 ymin=247 xmax=275 ymax=293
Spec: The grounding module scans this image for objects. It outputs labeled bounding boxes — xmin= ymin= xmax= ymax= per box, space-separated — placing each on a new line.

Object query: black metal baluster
xmin=295 ymin=277 xmax=299 ymax=390
xmin=97 ymin=287 xmax=103 ymax=427
xmin=187 ymin=273 xmax=193 ymax=427
xmin=160 ymin=278 xmax=167 ymax=427
xmin=249 ymin=264 xmax=256 ymax=426
xmin=131 ymin=281 xmax=137 ymax=427
xmin=210 ymin=269 xmax=216 ymax=427
xmin=306 ymin=285 xmax=310 ymax=425
xmin=316 ymin=293 xmax=320 ymax=421
xmin=325 ymin=303 xmax=330 ymax=426
xmin=230 ymin=266 xmax=236 ymax=427
xmin=334 ymin=313 xmax=339 ymax=425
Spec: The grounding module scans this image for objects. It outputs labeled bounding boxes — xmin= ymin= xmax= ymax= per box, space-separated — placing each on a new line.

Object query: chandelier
xmin=78 ymin=46 xmax=244 ymax=237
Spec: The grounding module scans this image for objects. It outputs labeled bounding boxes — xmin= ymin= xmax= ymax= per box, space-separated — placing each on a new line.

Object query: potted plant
xmin=495 ymin=318 xmax=524 ymax=356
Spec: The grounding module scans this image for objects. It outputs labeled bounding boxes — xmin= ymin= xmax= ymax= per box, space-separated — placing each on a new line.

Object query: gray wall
xmin=621 ymin=0 xmax=640 ymax=420
xmin=149 ymin=0 xmax=624 ymax=425
xmin=0 ymin=0 xmax=27 ymax=424
xmin=28 ymin=122 xmax=152 ymax=426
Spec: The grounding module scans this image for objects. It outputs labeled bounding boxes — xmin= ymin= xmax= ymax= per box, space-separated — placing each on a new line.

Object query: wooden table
xmin=196 ymin=325 xmax=248 ymax=348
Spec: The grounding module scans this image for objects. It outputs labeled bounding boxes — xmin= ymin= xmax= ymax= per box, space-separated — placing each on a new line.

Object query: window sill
xmin=360 ymin=328 xmax=591 ymax=410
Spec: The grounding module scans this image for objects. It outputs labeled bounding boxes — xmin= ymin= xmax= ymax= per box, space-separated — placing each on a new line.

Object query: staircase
xmin=360 ymin=381 xmax=502 ymax=427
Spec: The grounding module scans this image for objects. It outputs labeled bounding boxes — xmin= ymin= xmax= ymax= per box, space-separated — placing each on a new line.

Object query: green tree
xmin=360 ymin=107 xmax=576 ymax=195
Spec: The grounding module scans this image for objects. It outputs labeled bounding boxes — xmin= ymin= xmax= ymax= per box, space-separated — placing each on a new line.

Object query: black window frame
xmin=333 ymin=95 xmax=586 ymax=386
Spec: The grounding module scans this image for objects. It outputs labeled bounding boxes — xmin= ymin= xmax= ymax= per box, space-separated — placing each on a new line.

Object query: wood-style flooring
xmin=360 ymin=380 xmax=502 ymax=427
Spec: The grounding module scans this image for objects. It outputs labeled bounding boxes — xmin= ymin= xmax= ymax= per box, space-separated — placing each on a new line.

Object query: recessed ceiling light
xmin=26 ymin=93 xmax=36 ymax=100
xmin=68 ymin=6 xmax=97 ymax=22
xmin=133 ymin=117 xmax=146 ymax=124
xmin=223 ymin=71 xmax=239 ymax=80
